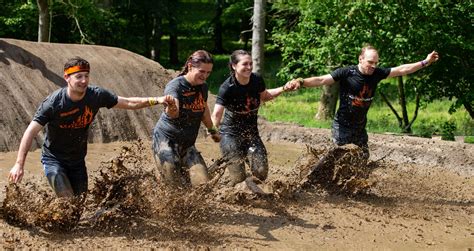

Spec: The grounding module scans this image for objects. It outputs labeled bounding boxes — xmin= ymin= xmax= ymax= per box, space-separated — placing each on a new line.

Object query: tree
xmin=271 ymin=0 xmax=358 ymax=120
xmin=251 ymin=0 xmax=266 ymax=74
xmin=213 ymin=0 xmax=225 ymax=53
xmin=37 ymin=0 xmax=50 ymax=42
xmin=418 ymin=2 xmax=473 ymax=118
xmin=272 ymin=0 xmax=473 ymax=131
xmin=0 ymin=1 xmax=37 ymax=41
xmin=222 ymin=0 xmax=253 ymax=50
xmin=168 ymin=1 xmax=179 ymax=65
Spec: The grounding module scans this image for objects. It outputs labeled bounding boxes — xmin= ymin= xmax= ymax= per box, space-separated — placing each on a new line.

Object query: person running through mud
xmin=210 ymin=50 xmax=298 ymax=186
xmin=152 ymin=50 xmax=217 ymax=188
xmin=290 ymin=45 xmax=439 ymax=159
xmin=8 ymin=56 xmax=175 ymax=197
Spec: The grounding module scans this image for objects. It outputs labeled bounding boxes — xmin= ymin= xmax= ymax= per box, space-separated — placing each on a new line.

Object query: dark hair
xmin=179 ymin=50 xmax=214 ymax=76
xmin=229 ymin=49 xmax=251 ymax=74
xmin=359 ymin=44 xmax=378 ymax=58
xmin=64 ymin=56 xmax=90 ymax=72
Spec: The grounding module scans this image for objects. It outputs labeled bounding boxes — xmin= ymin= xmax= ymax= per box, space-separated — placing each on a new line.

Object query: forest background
xmin=1 ymin=0 xmax=472 ymax=140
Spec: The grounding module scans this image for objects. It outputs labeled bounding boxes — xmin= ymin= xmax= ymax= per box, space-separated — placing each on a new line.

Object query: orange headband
xmin=64 ymin=65 xmax=90 ymax=75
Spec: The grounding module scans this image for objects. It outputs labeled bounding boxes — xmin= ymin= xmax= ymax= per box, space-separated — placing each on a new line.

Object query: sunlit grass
xmin=260 ymin=93 xmax=473 ymax=136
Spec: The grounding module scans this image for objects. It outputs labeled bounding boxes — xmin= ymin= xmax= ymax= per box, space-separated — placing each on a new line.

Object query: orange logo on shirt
xmin=60 ymin=108 xmax=80 ymax=117
xmin=59 ymin=106 xmax=94 ymax=129
xmin=182 ymin=91 xmax=205 ymax=112
xmin=352 ymin=84 xmax=373 ymax=107
xmin=244 ymin=95 xmax=259 ymax=113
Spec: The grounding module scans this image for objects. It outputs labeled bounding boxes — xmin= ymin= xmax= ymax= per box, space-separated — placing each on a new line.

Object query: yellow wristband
xmin=207 ymin=126 xmax=218 ymax=135
xmin=296 ymin=77 xmax=304 ymax=87
xmin=148 ymin=97 xmax=158 ymax=106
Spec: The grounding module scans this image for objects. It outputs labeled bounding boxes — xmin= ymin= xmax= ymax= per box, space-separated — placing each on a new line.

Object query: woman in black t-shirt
xmin=211 ymin=50 xmax=297 ymax=186
xmin=152 ymin=50 xmax=216 ymax=188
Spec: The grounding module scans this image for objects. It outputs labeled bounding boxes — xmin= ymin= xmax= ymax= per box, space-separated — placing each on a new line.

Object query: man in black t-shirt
xmin=291 ymin=45 xmax=439 ymax=158
xmin=9 ymin=57 xmax=175 ymax=197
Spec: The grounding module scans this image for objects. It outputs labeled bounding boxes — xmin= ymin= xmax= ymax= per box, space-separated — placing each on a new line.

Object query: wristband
xmin=207 ymin=126 xmax=218 ymax=135
xmin=421 ymin=60 xmax=428 ymax=67
xmin=148 ymin=97 xmax=159 ymax=106
xmin=296 ymin=77 xmax=304 ymax=87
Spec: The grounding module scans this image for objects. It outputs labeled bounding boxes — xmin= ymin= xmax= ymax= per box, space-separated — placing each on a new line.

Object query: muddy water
xmin=1 ymin=137 xmax=472 ymax=250
xmin=0 ymin=138 xmax=304 ymax=200
xmin=1 ymin=138 xmax=306 ymax=233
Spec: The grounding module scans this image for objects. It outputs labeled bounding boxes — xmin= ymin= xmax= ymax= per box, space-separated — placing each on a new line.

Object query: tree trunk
xmin=168 ymin=1 xmax=179 ymax=65
xmin=143 ymin=10 xmax=150 ymax=58
xmin=37 ymin=0 xmax=50 ymax=42
xmin=213 ymin=0 xmax=224 ymax=53
xmin=315 ymin=82 xmax=339 ymax=120
xmin=397 ymin=77 xmax=411 ymax=133
xmin=464 ymin=102 xmax=474 ymax=119
xmin=150 ymin=14 xmax=163 ymax=62
xmin=251 ymin=0 xmax=266 ymax=74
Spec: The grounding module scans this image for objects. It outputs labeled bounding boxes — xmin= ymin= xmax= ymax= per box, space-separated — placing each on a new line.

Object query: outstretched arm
xmin=114 ymin=95 xmax=179 ymax=118
xmin=260 ymin=81 xmax=299 ymax=102
xmin=9 ymin=121 xmax=43 ymax=183
xmin=290 ymin=74 xmax=335 ymax=89
xmin=388 ymin=51 xmax=439 ymax=78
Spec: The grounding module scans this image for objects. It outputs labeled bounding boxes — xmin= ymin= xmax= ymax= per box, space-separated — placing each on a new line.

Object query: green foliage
xmin=413 ymin=122 xmax=435 ymax=138
xmin=440 ymin=120 xmax=456 ymax=141
xmin=464 ymin=136 xmax=474 ymax=144
xmin=271 ymin=0 xmax=473 ymax=118
xmin=0 ymin=1 xmax=37 ymax=41
xmin=417 ymin=2 xmax=473 ymax=116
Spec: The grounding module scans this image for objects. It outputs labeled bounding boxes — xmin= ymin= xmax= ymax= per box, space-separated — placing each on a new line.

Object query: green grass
xmin=260 ymin=93 xmax=473 ymax=136
xmin=465 ymin=136 xmax=474 ymax=144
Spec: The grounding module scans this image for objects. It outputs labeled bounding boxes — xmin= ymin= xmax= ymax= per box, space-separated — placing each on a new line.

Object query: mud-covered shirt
xmin=331 ymin=65 xmax=391 ymax=129
xmin=33 ymin=86 xmax=118 ymax=162
xmin=216 ymin=73 xmax=266 ymax=137
xmin=155 ymin=76 xmax=208 ymax=149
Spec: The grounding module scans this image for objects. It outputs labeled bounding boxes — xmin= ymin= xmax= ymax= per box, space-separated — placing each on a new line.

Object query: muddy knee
xmin=251 ymin=164 xmax=268 ymax=181
xmin=189 ymin=164 xmax=209 ymax=187
xmin=249 ymin=154 xmax=268 ymax=181
xmin=46 ymin=172 xmax=74 ymax=197
xmin=159 ymin=162 xmax=182 ymax=187
xmin=227 ymin=164 xmax=246 ymax=186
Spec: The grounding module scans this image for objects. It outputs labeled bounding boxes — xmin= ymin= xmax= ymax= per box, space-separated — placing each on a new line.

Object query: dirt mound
xmin=0 ymin=38 xmax=176 ymax=152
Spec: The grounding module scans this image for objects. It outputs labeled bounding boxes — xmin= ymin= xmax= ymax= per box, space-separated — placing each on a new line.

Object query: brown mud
xmin=1 ymin=133 xmax=473 ymax=250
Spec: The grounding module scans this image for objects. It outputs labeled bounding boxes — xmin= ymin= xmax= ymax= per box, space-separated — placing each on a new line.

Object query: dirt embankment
xmin=0 ymin=38 xmax=176 ymax=152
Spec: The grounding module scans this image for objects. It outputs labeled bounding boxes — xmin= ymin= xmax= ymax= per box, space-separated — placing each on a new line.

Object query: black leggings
xmin=220 ymin=134 xmax=268 ymax=185
xmin=332 ymin=121 xmax=369 ymax=159
xmin=152 ymin=131 xmax=208 ymax=187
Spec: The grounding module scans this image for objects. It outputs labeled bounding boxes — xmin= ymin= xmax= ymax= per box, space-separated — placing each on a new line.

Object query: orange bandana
xmin=64 ymin=65 xmax=90 ymax=75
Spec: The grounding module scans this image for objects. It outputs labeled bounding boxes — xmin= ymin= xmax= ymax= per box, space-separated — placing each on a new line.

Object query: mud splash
xmin=298 ymin=144 xmax=376 ymax=195
xmin=2 ymin=141 xmax=214 ymax=232
xmin=87 ymin=141 xmax=214 ymax=230
xmin=2 ymin=141 xmax=379 ymax=233
xmin=3 ymin=182 xmax=84 ymax=231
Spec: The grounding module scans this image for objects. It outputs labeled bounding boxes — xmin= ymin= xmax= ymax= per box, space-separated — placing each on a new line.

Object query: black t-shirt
xmin=216 ymin=73 xmax=266 ymax=137
xmin=331 ymin=65 xmax=391 ymax=129
xmin=155 ymin=76 xmax=208 ymax=149
xmin=33 ymin=86 xmax=118 ymax=162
